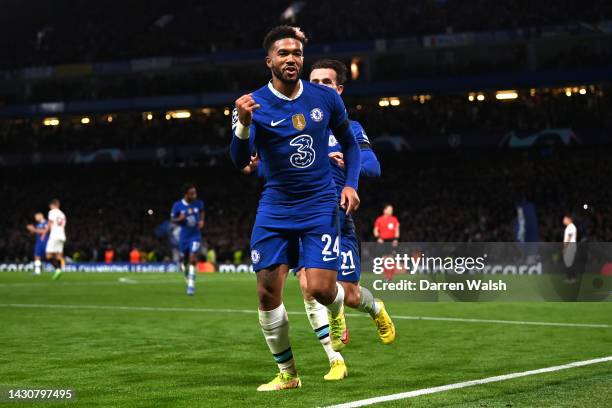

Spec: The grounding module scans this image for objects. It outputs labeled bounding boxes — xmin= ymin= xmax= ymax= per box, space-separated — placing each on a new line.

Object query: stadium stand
xmin=1 ymin=85 xmax=609 ymax=154
xmin=1 ymin=0 xmax=610 ymax=68
xmin=2 ymin=145 xmax=611 ymax=263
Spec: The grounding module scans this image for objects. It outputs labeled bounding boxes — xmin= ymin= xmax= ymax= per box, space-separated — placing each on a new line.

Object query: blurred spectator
xmin=130 ymin=247 xmax=141 ymax=263
xmin=104 ymin=245 xmax=115 ymax=263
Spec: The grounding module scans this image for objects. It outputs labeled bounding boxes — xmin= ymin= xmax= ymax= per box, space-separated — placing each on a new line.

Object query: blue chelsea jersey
xmin=170 ymin=199 xmax=204 ymax=241
xmin=243 ymin=80 xmax=348 ymax=215
xmin=35 ymin=220 xmax=48 ymax=245
xmin=328 ymin=120 xmax=370 ymax=195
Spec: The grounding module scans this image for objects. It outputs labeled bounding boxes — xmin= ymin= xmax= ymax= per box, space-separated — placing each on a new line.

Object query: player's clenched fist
xmin=235 ymin=94 xmax=261 ymax=126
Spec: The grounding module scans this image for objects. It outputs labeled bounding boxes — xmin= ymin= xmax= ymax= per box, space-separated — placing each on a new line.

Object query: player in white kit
xmin=44 ymin=198 xmax=67 ymax=280
xmin=562 ymin=214 xmax=578 ymax=283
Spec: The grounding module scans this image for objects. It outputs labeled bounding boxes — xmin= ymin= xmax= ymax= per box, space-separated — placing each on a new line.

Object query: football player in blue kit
xmin=170 ymin=184 xmax=205 ymax=296
xmin=230 ymin=26 xmax=361 ymax=391
xmin=296 ymin=60 xmax=396 ymax=380
xmin=245 ymin=60 xmax=396 ymax=381
xmin=26 ymin=212 xmax=48 ymax=275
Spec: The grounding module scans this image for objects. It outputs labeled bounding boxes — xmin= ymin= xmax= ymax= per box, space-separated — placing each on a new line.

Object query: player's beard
xmin=272 ymin=64 xmax=301 ymax=85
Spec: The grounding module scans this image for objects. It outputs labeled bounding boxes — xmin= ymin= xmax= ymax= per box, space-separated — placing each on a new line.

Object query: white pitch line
xmin=0 ymin=275 xmax=252 ymax=287
xmin=0 ymin=303 xmax=258 ymax=315
xmin=322 ymin=356 xmax=612 ymax=408
xmin=118 ymin=277 xmax=139 ymax=284
xmin=377 ymin=314 xmax=612 ymax=328
xmin=0 ymin=280 xmax=179 ymax=287
xmin=0 ymin=303 xmax=610 ymax=329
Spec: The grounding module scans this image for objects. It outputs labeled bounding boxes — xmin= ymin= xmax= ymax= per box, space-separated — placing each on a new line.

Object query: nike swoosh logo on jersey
xmin=323 ymin=256 xmax=338 ymax=262
xmin=341 ymin=269 xmax=355 ymax=276
xmin=271 ymin=119 xmax=286 ymax=126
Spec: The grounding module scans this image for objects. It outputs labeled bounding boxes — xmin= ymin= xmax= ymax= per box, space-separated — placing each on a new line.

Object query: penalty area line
xmin=0 ymin=303 xmax=609 ymax=328
xmin=321 ymin=356 xmax=612 ymax=408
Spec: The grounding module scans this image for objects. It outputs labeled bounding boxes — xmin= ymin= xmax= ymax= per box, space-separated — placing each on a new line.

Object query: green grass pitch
xmin=1 ymin=272 xmax=611 ymax=407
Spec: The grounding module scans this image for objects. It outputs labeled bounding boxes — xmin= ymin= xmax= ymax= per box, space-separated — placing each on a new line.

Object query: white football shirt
xmin=564 ymin=223 xmax=577 ymax=243
xmin=48 ymin=208 xmax=67 ymax=241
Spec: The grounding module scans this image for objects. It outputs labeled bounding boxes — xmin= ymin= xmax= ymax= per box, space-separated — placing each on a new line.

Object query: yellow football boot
xmin=328 ymin=305 xmax=349 ymax=351
xmin=256 ymin=372 xmax=301 ymax=391
xmin=323 ymin=359 xmax=348 ymax=381
xmin=373 ymin=299 xmax=396 ymax=344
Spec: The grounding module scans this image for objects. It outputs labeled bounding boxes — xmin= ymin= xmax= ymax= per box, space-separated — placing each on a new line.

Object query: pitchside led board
xmin=361 ymin=242 xmax=612 ymax=302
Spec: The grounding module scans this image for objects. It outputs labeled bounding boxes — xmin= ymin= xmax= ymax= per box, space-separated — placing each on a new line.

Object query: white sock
xmin=259 ymin=303 xmax=296 ymax=375
xmin=34 ymin=260 xmax=41 ymax=274
xmin=326 ymin=283 xmax=345 ymax=318
xmin=356 ymin=286 xmax=381 ymax=318
xmin=304 ymin=299 xmax=343 ymax=363
xmin=187 ymin=264 xmax=195 ymax=287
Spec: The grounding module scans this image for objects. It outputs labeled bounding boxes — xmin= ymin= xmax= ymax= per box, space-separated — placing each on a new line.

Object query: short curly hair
xmin=262 ymin=25 xmax=308 ymax=52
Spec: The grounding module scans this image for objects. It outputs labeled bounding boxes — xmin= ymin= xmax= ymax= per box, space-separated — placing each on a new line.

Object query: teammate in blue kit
xmin=170 ymin=184 xmax=205 ymax=296
xmin=26 ymin=212 xmax=48 ymax=276
xmin=230 ymin=26 xmax=361 ymax=391
xmin=295 ymin=60 xmax=396 ymax=380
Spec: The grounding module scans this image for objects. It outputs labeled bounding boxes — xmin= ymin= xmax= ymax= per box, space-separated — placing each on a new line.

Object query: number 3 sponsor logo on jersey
xmin=289 ymin=135 xmax=316 ymax=168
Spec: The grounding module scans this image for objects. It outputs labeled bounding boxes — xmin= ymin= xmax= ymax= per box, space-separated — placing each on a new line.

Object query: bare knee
xmin=297 ymin=270 xmax=315 ymax=301
xmin=257 ymin=284 xmax=280 ymax=309
xmin=307 ymin=280 xmax=335 ymax=305
xmin=256 ymin=268 xmax=286 ymax=310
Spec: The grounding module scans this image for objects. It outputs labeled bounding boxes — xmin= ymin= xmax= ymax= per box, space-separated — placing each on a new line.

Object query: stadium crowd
xmin=0 ymin=0 xmax=610 ymax=69
xmin=1 ymin=146 xmax=611 ymax=263
xmin=350 ymin=86 xmax=611 ymax=142
xmin=18 ymin=39 xmax=610 ymax=104
xmin=1 ymin=86 xmax=610 ymax=155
